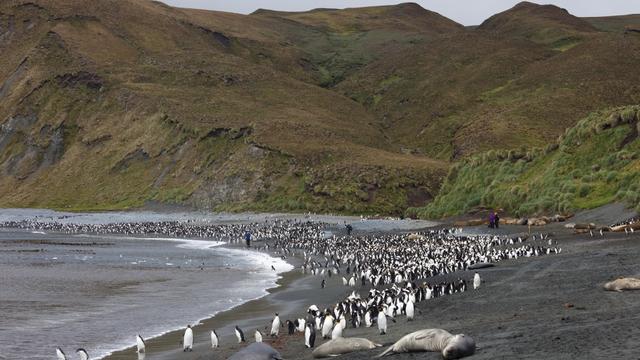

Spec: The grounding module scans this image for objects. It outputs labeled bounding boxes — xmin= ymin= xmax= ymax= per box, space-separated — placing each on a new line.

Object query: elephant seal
xmin=227 ymin=342 xmax=282 ymax=360
xmin=312 ymin=337 xmax=381 ymax=358
xmin=377 ymin=329 xmax=475 ymax=359
xmin=604 ymin=277 xmax=640 ymax=292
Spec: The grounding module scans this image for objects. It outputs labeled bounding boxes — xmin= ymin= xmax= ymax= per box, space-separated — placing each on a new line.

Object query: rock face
xmin=1 ymin=0 xmax=639 ymax=214
xmin=0 ymin=0 xmax=448 ymax=213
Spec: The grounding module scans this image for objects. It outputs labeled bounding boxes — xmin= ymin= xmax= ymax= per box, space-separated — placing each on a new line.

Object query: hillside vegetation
xmin=416 ymin=106 xmax=640 ymax=218
xmin=0 ymin=0 xmax=639 ymax=215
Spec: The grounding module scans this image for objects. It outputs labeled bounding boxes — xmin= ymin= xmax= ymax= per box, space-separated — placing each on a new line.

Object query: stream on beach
xmin=0 ymin=209 xmax=293 ymax=360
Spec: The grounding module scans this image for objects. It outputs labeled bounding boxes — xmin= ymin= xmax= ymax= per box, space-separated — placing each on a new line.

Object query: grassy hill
xmin=336 ymin=3 xmax=640 ymax=160
xmin=0 ymin=1 xmax=638 ymax=216
xmin=415 ymin=106 xmax=640 ymax=218
xmin=0 ymin=0 xmax=447 ymax=214
xmin=479 ymin=1 xmax=597 ymax=49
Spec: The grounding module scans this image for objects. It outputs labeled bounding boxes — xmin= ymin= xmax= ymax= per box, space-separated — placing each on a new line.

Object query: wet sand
xmin=104 ymin=237 xmax=359 ymax=360
xmin=107 ymin=224 xmax=640 ymax=360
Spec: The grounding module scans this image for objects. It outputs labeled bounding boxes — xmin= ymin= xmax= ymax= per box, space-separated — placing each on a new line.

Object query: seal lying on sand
xmin=377 ymin=329 xmax=475 ymax=359
xmin=604 ymin=277 xmax=640 ymax=292
xmin=312 ymin=337 xmax=381 ymax=358
xmin=228 ymin=342 xmax=282 ymax=360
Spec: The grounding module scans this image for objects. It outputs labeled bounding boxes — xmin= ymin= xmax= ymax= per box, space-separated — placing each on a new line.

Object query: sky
xmin=161 ymin=1 xmax=639 ymax=26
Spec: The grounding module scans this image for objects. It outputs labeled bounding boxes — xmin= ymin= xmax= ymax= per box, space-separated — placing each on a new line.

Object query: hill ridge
xmin=1 ymin=0 xmax=639 ymax=216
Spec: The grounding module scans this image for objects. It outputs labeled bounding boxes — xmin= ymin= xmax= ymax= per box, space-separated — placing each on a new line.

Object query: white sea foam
xmin=70 ymin=235 xmax=293 ymax=360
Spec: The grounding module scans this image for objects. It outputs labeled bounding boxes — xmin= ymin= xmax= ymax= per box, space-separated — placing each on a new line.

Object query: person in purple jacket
xmin=489 ymin=211 xmax=496 ymax=229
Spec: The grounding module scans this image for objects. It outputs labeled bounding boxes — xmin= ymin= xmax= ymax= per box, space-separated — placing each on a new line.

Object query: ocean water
xmin=0 ymin=210 xmax=292 ymax=360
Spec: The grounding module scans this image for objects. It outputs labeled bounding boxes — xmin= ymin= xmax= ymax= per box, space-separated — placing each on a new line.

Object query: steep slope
xmin=336 ymin=4 xmax=640 ymax=160
xmin=251 ymin=3 xmax=463 ymax=87
xmin=0 ymin=0 xmax=447 ymax=214
xmin=416 ymin=106 xmax=640 ymax=218
xmin=479 ymin=1 xmax=597 ymax=49
xmin=2 ymin=0 xmax=639 ymax=216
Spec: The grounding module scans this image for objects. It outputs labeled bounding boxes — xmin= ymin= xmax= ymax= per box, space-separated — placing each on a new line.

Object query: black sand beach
xmin=103 ymin=221 xmax=640 ymax=360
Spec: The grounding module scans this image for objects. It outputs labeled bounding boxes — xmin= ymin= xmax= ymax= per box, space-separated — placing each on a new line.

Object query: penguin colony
xmin=1 ymin=219 xmax=325 ymax=245
xmin=29 ymin=220 xmax=561 ymax=358
xmin=290 ymin=230 xmax=560 ymax=351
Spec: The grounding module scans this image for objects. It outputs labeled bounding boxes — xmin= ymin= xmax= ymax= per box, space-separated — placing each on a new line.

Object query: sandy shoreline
xmin=102 ymin=235 xmax=358 ymax=360
xmin=101 ymin=221 xmax=640 ymax=360
xmin=0 ymin=208 xmax=441 ymax=360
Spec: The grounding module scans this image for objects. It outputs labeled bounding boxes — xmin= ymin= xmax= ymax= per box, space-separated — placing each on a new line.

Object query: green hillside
xmin=0 ymin=1 xmax=639 ymax=216
xmin=415 ymin=106 xmax=640 ymax=218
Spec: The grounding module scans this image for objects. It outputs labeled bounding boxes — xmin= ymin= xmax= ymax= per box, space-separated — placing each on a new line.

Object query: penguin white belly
xmin=183 ymin=327 xmax=193 ymax=350
xmin=406 ymin=301 xmax=415 ymax=320
xmin=377 ymin=313 xmax=387 ymax=334
xmin=136 ymin=335 xmax=146 ymax=353
xmin=210 ymin=331 xmax=219 ymax=348
xmin=270 ymin=317 xmax=280 ymax=336
xmin=331 ymin=323 xmax=343 ymax=339
xmin=321 ymin=319 xmax=334 ymax=338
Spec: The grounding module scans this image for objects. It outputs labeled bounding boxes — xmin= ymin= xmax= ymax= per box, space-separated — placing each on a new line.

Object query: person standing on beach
xmin=495 ymin=212 xmax=500 ymax=229
xmin=244 ymin=231 xmax=251 ymax=248
xmin=488 ymin=211 xmax=496 ymax=229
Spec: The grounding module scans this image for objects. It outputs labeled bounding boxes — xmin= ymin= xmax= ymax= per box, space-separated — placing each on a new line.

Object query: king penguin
xmin=406 ymin=299 xmax=415 ymax=321
xmin=76 ymin=349 xmax=89 ymax=360
xmin=255 ymin=329 xmax=263 ymax=342
xmin=331 ymin=319 xmax=344 ymax=339
xmin=183 ymin=325 xmax=193 ymax=352
xmin=136 ymin=335 xmax=146 ymax=353
xmin=304 ymin=322 xmax=316 ymax=348
xmin=270 ymin=313 xmax=281 ymax=337
xmin=473 ymin=272 xmax=482 ymax=290
xmin=56 ymin=348 xmax=67 ymax=360
xmin=377 ymin=306 xmax=387 ymax=335
xmin=321 ymin=313 xmax=334 ymax=339
xmin=210 ymin=330 xmax=219 ymax=348
xmin=235 ymin=325 xmax=246 ymax=343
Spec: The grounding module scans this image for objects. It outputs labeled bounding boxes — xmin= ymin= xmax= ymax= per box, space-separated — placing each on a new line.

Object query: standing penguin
xmin=296 ymin=318 xmax=306 ymax=332
xmin=56 ymin=348 xmax=67 ymax=360
xmin=136 ymin=335 xmax=146 ymax=353
xmin=255 ymin=329 xmax=263 ymax=343
xmin=321 ymin=314 xmax=335 ymax=339
xmin=377 ymin=306 xmax=388 ymax=335
xmin=473 ymin=272 xmax=482 ymax=290
xmin=364 ymin=310 xmax=372 ymax=327
xmin=270 ymin=313 xmax=281 ymax=337
xmin=286 ymin=320 xmax=296 ymax=335
xmin=210 ymin=330 xmax=219 ymax=348
xmin=406 ymin=299 xmax=415 ymax=321
xmin=76 ymin=349 xmax=89 ymax=360
xmin=235 ymin=325 xmax=246 ymax=343
xmin=183 ymin=325 xmax=193 ymax=352
xmin=331 ymin=319 xmax=344 ymax=339
xmin=304 ymin=323 xmax=316 ymax=348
